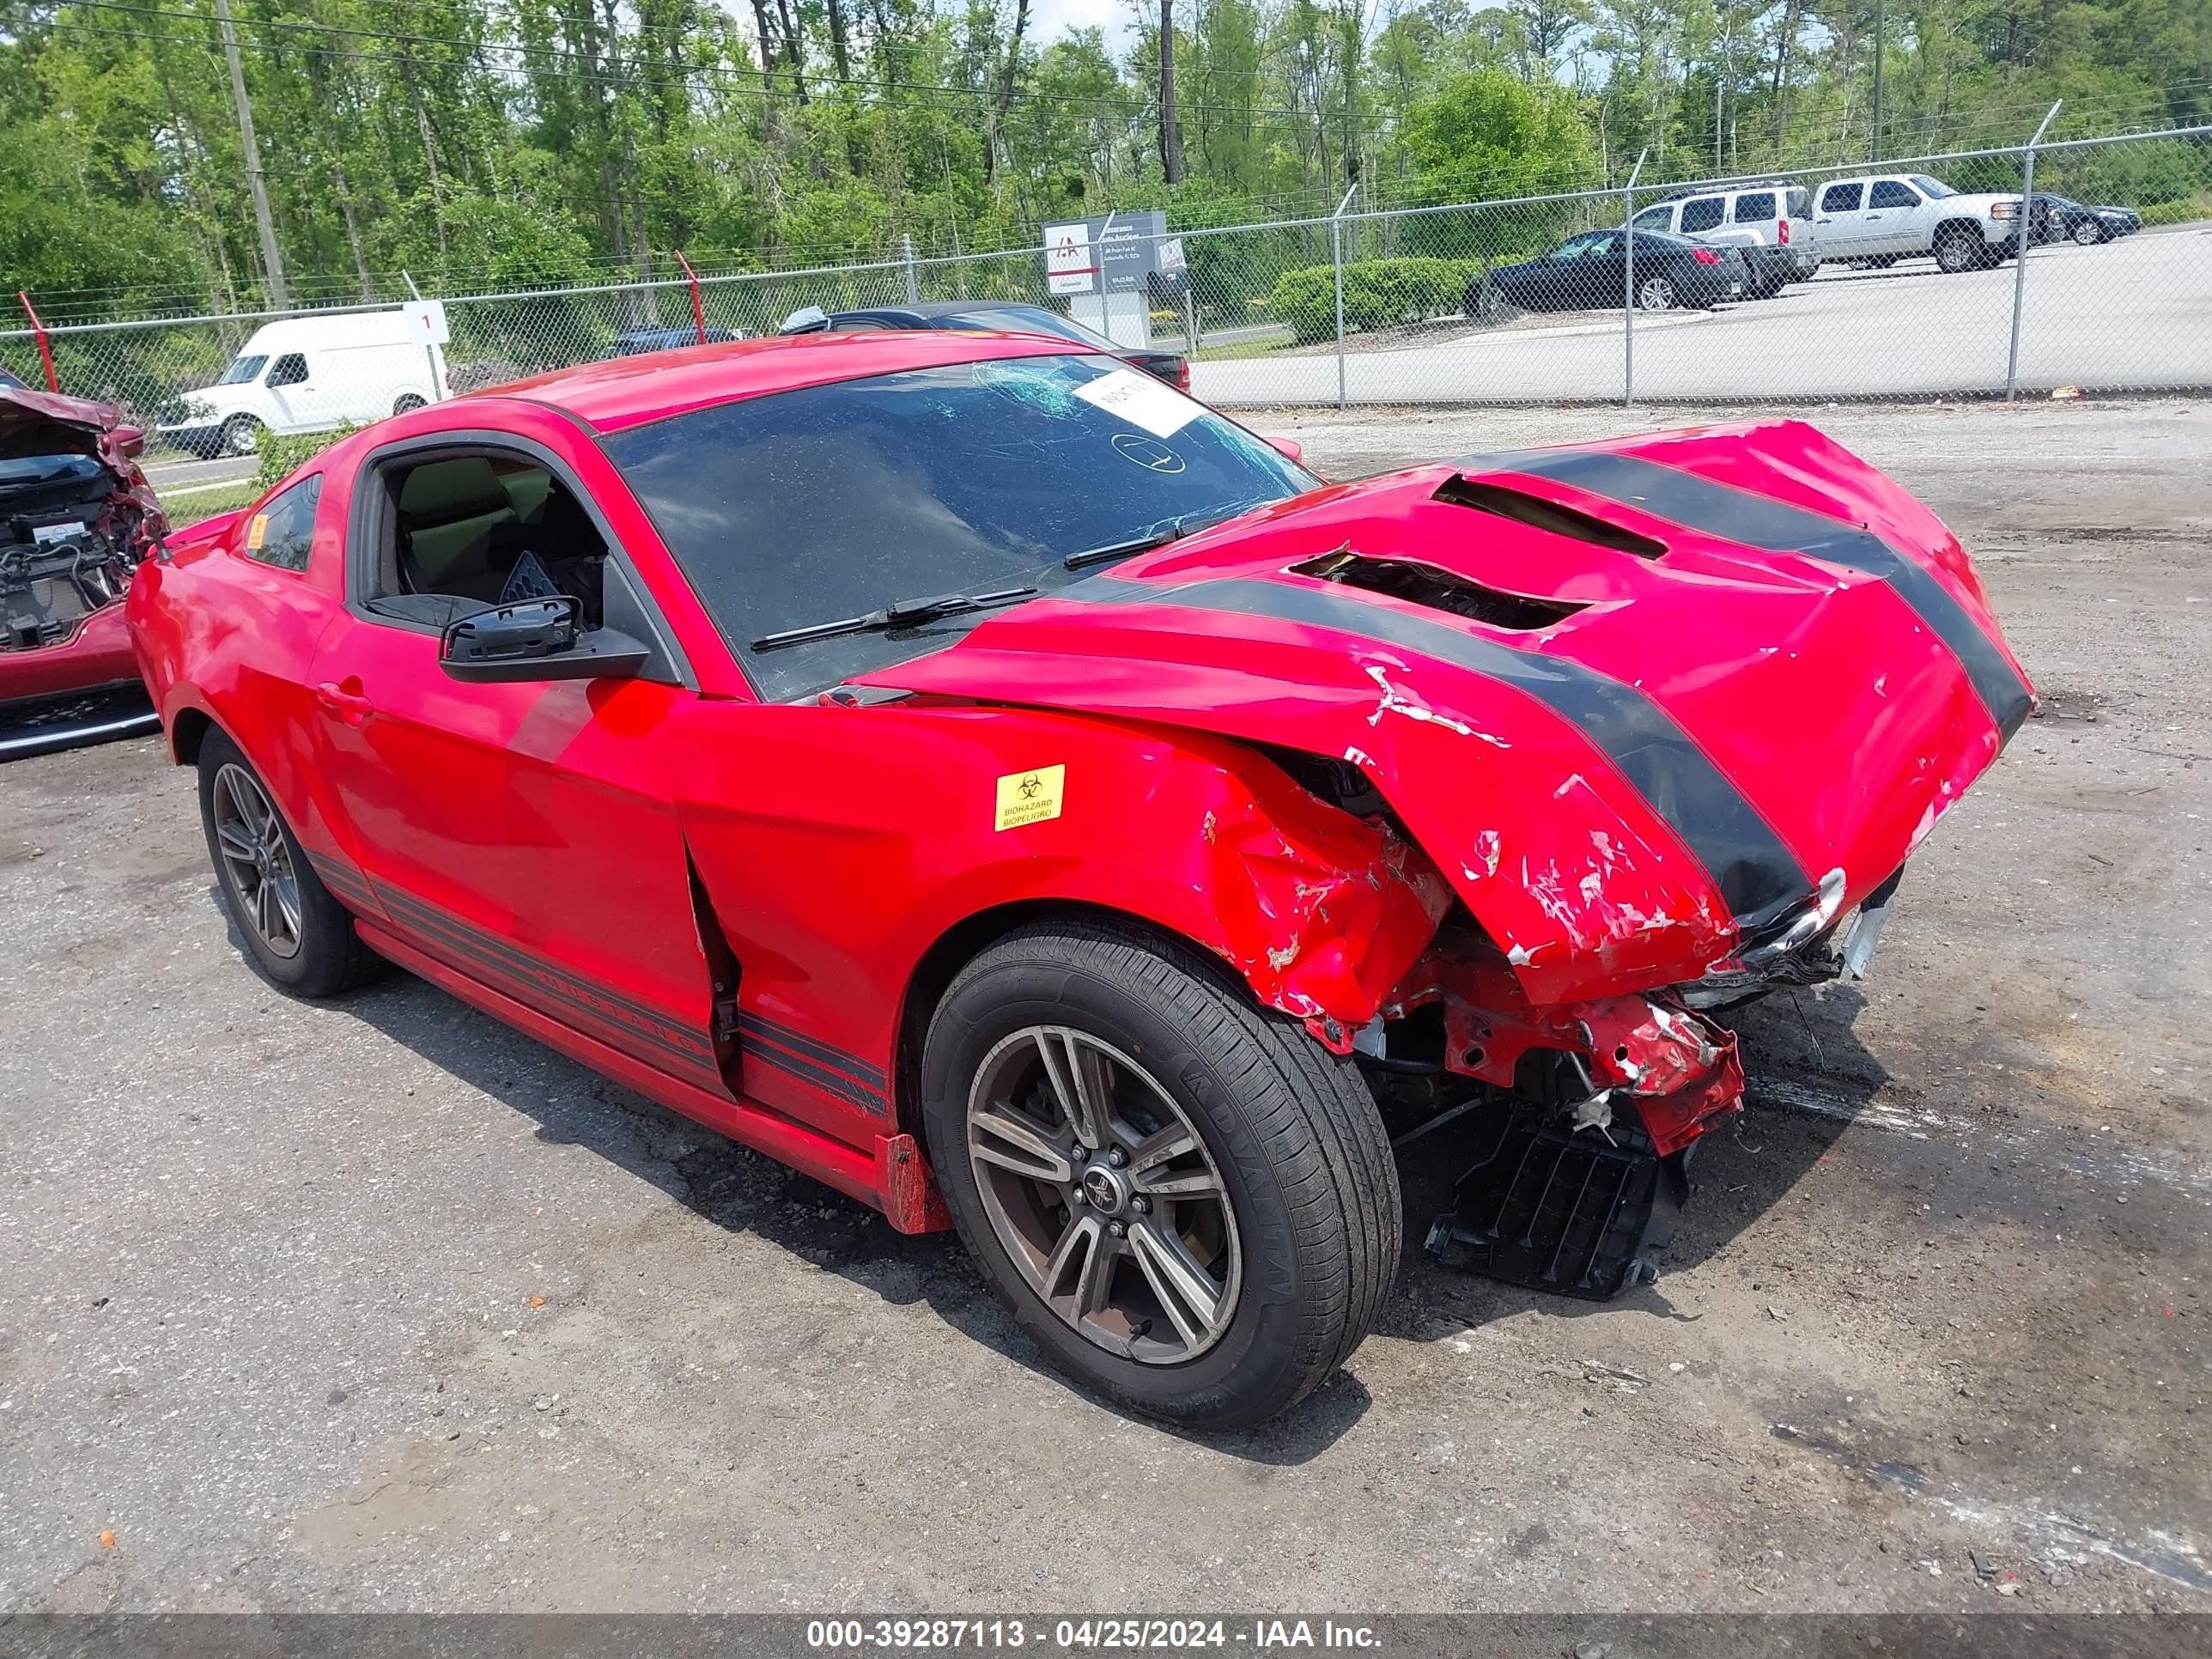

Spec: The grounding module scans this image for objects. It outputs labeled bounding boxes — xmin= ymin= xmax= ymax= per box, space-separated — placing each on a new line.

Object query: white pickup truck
xmin=1810 ymin=173 xmax=2026 ymax=273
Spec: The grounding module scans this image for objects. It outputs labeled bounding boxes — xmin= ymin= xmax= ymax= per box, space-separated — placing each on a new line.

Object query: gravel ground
xmin=0 ymin=397 xmax=2206 ymax=1616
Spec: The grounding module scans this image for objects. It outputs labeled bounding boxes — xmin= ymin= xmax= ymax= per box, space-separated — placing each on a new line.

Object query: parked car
xmin=157 ymin=310 xmax=447 ymax=459
xmin=1632 ymin=180 xmax=1816 ymax=295
xmin=780 ymin=299 xmax=1190 ymax=392
xmin=2029 ymin=193 xmax=2142 ymax=246
xmin=1473 ymin=228 xmax=1748 ymax=315
xmin=2 ymin=382 xmax=168 ymax=758
xmin=1810 ymin=173 xmax=2024 ymax=272
xmin=129 ymin=331 xmax=2029 ymax=1427
xmin=611 ymin=326 xmax=744 ymax=356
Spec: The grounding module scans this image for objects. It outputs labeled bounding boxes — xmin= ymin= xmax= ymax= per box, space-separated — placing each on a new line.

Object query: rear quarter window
xmin=242 ymin=474 xmax=321 ymax=574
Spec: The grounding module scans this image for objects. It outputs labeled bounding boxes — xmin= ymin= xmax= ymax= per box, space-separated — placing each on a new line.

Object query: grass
xmin=1194 ymin=336 xmax=1294 ymax=362
xmin=162 ymin=481 xmax=260 ymax=525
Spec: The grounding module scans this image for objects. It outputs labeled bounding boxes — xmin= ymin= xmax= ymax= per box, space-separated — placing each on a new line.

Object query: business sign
xmin=1044 ymin=222 xmax=1096 ymax=295
xmin=1158 ymin=237 xmax=1187 ymax=274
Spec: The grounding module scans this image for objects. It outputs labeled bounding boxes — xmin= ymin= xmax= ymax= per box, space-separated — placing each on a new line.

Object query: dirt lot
xmin=1 ymin=398 xmax=2207 ymax=1617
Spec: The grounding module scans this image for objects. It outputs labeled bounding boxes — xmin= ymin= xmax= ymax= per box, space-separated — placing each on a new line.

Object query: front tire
xmin=1934 ymin=228 xmax=1985 ymax=273
xmin=197 ymin=730 xmax=381 ymax=997
xmin=2072 ymin=219 xmax=2105 ymax=246
xmin=219 ymin=415 xmax=263 ymax=458
xmin=921 ymin=921 xmax=1399 ymax=1429
xmin=392 ymin=392 xmax=428 ymax=414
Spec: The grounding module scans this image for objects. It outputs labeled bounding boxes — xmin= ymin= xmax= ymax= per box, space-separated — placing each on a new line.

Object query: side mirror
xmin=112 ymin=425 xmax=146 ymax=460
xmin=781 ymin=306 xmax=830 ymax=335
xmin=1266 ymin=435 xmax=1304 ymax=466
xmin=439 ymin=597 xmax=649 ymax=684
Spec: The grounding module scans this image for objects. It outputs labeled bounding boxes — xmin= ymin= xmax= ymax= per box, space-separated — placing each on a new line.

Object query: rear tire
xmin=197 ymin=730 xmax=383 ymax=997
xmin=392 ymin=392 xmax=428 ymax=415
xmin=2072 ymin=219 xmax=2105 ymax=246
xmin=921 ymin=920 xmax=1399 ymax=1429
xmin=1636 ymin=275 xmax=1679 ymax=311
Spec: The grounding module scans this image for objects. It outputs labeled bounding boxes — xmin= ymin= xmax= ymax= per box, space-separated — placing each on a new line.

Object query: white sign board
xmin=1044 ymin=222 xmax=1097 ymax=296
xmin=401 ymin=299 xmax=451 ymax=347
xmin=1158 ymin=237 xmax=1186 ymax=274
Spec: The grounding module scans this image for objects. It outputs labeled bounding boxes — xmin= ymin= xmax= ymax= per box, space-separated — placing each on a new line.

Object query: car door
xmin=1814 ymin=180 xmax=1872 ymax=257
xmin=304 ymin=428 xmax=732 ymax=1096
xmin=263 ymin=352 xmax=316 ymax=434
xmin=1864 ymin=179 xmax=1925 ymax=255
xmin=1574 ymin=232 xmax=1627 ymax=307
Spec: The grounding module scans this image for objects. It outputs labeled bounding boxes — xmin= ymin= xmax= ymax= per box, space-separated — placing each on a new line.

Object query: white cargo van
xmin=157 ymin=310 xmax=447 ymax=458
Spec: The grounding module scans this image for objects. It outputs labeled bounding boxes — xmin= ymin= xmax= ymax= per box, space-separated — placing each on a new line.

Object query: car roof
xmin=475 ymin=329 xmax=1084 ymax=434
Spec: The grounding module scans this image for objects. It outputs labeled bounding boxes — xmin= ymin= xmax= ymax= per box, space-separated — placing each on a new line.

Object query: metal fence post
xmin=1332 ymin=183 xmax=1358 ymax=410
xmin=902 ymin=234 xmax=920 ymax=304
xmin=2007 ymin=100 xmax=2064 ymax=401
xmin=1623 ymin=149 xmax=1648 ymax=408
xmin=15 ymin=291 xmax=58 ymax=393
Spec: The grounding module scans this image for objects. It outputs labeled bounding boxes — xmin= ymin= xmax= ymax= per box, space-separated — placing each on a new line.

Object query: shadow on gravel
xmin=1380 ymin=986 xmax=1890 ymax=1340
xmin=308 ymin=942 xmax=1371 ymax=1464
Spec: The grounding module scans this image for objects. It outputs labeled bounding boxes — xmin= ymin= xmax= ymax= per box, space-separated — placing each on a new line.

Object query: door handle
xmin=314 ymin=681 xmax=374 ymax=724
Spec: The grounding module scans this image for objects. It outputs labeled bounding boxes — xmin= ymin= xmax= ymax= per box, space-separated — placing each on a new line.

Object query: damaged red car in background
xmin=127 ymin=332 xmax=2031 ymax=1428
xmin=2 ymin=382 xmax=169 ymax=758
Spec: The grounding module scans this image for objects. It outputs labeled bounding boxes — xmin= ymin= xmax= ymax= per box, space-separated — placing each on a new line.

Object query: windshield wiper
xmin=1061 ymin=500 xmax=1273 ymax=570
xmin=751 ymin=585 xmax=1036 ymax=652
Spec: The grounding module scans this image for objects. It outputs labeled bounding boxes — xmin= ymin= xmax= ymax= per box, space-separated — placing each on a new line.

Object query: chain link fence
xmin=6 ymin=119 xmax=2207 ymax=463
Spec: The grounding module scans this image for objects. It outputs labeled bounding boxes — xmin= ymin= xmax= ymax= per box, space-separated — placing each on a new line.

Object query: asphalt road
xmin=140 ymin=451 xmax=258 ymax=501
xmin=1195 ymin=225 xmax=2212 ymax=405
xmin=1 ymin=398 xmax=2207 ymax=1619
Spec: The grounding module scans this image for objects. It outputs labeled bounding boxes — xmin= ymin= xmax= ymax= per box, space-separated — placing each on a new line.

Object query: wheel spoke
xmin=215 ymin=821 xmax=258 ymax=867
xmin=1127 ymin=1125 xmax=1220 ymax=1199
xmin=1034 ymin=1029 xmax=1108 ymax=1149
xmin=271 ymin=878 xmax=301 ymax=945
xmin=1128 ymin=1219 xmax=1225 ymax=1349
xmin=1041 ymin=1212 xmax=1116 ymax=1317
xmin=970 ymin=1109 xmax=1073 ymax=1184
xmin=253 ymin=877 xmax=276 ymax=940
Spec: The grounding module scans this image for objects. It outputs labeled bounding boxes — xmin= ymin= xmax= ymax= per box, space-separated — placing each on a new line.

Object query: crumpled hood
xmin=0 ymin=385 xmax=165 ymax=538
xmin=862 ymin=420 xmax=2032 ymax=1006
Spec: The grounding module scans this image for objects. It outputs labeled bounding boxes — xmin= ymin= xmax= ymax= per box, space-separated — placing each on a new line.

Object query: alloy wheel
xmin=211 ymin=763 xmax=303 ymax=958
xmin=2072 ymin=220 xmax=2102 ymax=246
xmin=965 ymin=1026 xmax=1242 ymax=1364
xmin=1637 ymin=276 xmax=1677 ymax=311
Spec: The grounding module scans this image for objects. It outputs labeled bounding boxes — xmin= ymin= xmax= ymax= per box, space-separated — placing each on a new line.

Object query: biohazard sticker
xmin=994 ymin=765 xmax=1066 ymax=831
xmin=245 ymin=514 xmax=269 ymax=551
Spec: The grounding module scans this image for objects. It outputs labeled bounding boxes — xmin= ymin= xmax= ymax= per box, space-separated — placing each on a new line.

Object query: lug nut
xmin=1071 ymin=1145 xmax=1088 ymax=1164
xmin=1072 ymin=1187 xmax=1088 ymax=1204
xmin=1131 ymin=1195 xmax=1150 ymax=1214
xmin=1107 ymin=1146 xmax=1127 ymax=1167
xmin=1108 ymin=1219 xmax=1127 ymax=1239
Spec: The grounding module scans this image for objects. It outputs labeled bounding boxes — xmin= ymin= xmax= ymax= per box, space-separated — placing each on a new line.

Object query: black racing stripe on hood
xmin=1066 ymin=572 xmax=1812 ymax=933
xmin=1467 ymin=449 xmax=2034 ymax=741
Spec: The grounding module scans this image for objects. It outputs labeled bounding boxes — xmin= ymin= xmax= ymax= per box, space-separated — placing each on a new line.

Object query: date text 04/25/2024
xmin=804 ymin=1620 xmax=1382 ymax=1650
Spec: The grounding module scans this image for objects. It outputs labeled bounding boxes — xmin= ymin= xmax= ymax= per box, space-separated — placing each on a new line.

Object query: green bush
xmin=2139 ymin=196 xmax=2212 ymax=227
xmin=252 ymin=424 xmax=361 ymax=493
xmin=1267 ymin=257 xmax=1479 ymax=343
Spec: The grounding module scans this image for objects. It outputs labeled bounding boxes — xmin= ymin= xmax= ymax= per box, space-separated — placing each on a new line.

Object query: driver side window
xmin=360 ymin=452 xmax=611 ymax=632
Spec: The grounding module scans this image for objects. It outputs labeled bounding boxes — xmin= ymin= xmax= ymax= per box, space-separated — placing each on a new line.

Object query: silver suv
xmin=1633 ymin=182 xmax=1817 ymax=297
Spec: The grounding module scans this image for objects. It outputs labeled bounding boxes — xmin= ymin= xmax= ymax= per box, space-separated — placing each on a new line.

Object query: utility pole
xmin=1158 ymin=0 xmax=1183 ymax=185
xmin=1869 ymin=0 xmax=1885 ymax=161
xmin=215 ymin=0 xmax=289 ymax=309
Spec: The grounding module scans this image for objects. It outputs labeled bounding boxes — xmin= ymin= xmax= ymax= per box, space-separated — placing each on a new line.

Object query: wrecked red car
xmin=127 ymin=333 xmax=2030 ymax=1427
xmin=2 ymin=383 xmax=169 ymax=758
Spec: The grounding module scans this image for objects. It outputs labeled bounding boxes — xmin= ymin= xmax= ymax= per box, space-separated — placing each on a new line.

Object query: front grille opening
xmin=1294 ymin=549 xmax=1588 ymax=632
xmin=1434 ymin=474 xmax=1668 ymax=559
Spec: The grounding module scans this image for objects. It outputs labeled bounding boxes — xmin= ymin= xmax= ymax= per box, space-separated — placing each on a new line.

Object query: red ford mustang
xmin=128 ymin=331 xmax=2031 ymax=1427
